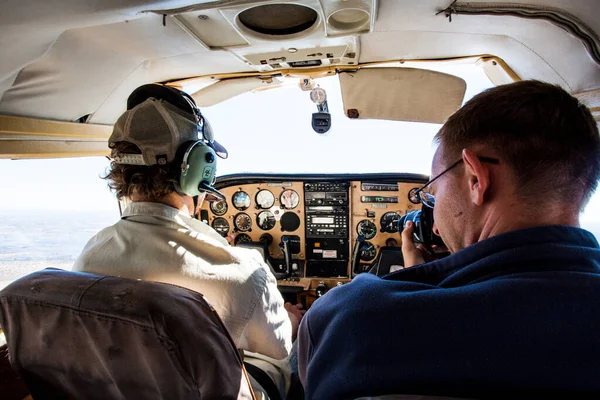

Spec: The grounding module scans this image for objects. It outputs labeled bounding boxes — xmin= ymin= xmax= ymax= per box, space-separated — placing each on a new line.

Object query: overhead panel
xmin=174 ymin=9 xmax=249 ymax=48
xmin=243 ymin=45 xmax=352 ymax=68
xmin=149 ymin=0 xmax=374 ymax=73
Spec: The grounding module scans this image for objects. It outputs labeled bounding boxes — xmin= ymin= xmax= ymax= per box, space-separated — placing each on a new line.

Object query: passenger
xmin=298 ymin=80 xmax=600 ymax=399
xmin=74 ymin=84 xmax=303 ymax=398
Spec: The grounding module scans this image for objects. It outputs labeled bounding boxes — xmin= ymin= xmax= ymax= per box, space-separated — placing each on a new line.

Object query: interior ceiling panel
xmin=0 ymin=0 xmax=598 ymax=124
xmin=371 ymin=0 xmax=600 ymax=93
xmin=0 ymin=14 xmax=249 ymax=123
xmin=90 ymin=51 xmax=255 ymax=124
xmin=461 ymin=0 xmax=600 ymax=36
xmin=0 ymin=1 xmax=206 ymax=100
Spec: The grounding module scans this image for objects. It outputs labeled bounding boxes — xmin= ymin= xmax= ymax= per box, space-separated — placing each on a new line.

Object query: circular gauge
xmin=211 ymin=217 xmax=230 ymax=237
xmin=281 ymin=211 xmax=301 ymax=232
xmin=357 ymin=220 xmax=377 ymax=240
xmin=232 ymin=191 xmax=251 ymax=211
xmin=234 ymin=213 xmax=252 ymax=232
xmin=360 ymin=241 xmax=377 ymax=261
xmin=256 ymin=190 xmax=275 ymax=209
xmin=210 ymin=200 xmax=228 ymax=216
xmin=234 ymin=233 xmax=253 ymax=245
xmin=380 ymin=212 xmax=400 ymax=233
xmin=408 ymin=188 xmax=422 ymax=204
xmin=280 ymin=189 xmax=300 ymax=209
xmin=310 ymin=87 xmax=327 ymax=105
xmin=257 ymin=211 xmax=276 ymax=231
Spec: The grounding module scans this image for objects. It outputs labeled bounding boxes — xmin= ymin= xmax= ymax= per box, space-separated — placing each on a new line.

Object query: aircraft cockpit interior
xmin=199 ymin=175 xmax=430 ymax=306
xmin=1 ymin=0 xmax=600 ymax=398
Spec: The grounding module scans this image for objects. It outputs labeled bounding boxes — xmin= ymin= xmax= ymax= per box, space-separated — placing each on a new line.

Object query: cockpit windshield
xmin=196 ymin=64 xmax=495 ymax=176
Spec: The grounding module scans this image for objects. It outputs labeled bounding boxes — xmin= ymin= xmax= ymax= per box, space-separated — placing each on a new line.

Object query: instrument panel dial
xmin=256 ymin=190 xmax=275 ymax=209
xmin=234 ymin=213 xmax=252 ymax=232
xmin=357 ymin=220 xmax=377 ymax=240
xmin=234 ymin=233 xmax=253 ymax=245
xmin=211 ymin=217 xmax=230 ymax=237
xmin=280 ymin=189 xmax=300 ymax=209
xmin=257 ymin=211 xmax=276 ymax=231
xmin=210 ymin=200 xmax=228 ymax=216
xmin=232 ymin=191 xmax=251 ymax=211
xmin=380 ymin=212 xmax=400 ymax=233
xmin=360 ymin=241 xmax=377 ymax=261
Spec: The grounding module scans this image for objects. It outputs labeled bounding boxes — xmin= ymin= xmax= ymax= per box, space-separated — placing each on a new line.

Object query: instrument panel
xmin=203 ymin=182 xmax=307 ymax=274
xmin=199 ymin=177 xmax=425 ymax=289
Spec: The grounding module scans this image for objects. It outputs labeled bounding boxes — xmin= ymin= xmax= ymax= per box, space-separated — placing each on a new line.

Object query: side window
xmin=0 ymin=158 xmax=119 ymax=290
xmin=581 ymin=191 xmax=600 ymax=240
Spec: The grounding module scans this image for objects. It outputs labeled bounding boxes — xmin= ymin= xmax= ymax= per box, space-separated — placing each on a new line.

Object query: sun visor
xmin=190 ymin=76 xmax=283 ymax=107
xmin=339 ymin=68 xmax=467 ymax=124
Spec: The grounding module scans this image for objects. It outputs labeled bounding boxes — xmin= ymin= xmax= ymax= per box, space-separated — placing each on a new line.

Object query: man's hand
xmin=285 ymin=302 xmax=306 ymax=342
xmin=401 ymin=221 xmax=427 ymax=268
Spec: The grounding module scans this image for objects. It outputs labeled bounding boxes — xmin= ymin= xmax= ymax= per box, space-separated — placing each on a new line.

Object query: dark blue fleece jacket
xmin=298 ymin=226 xmax=600 ymax=399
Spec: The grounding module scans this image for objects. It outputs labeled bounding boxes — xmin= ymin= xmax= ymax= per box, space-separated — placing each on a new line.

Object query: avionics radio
xmin=304 ymin=182 xmax=350 ymax=277
xmin=304 ymin=182 xmax=349 ymax=238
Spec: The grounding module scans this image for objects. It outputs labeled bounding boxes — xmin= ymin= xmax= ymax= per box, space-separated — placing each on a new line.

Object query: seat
xmin=0 ymin=341 xmax=30 ymax=400
xmin=368 ymin=246 xmax=405 ymax=276
xmin=0 ymin=268 xmax=255 ymax=400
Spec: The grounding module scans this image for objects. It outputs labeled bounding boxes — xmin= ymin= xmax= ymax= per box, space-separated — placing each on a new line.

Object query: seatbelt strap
xmin=244 ymin=361 xmax=281 ymax=400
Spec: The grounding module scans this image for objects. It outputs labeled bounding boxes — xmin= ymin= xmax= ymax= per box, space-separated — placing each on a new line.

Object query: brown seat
xmin=0 ymin=343 xmax=30 ymax=400
xmin=0 ymin=268 xmax=254 ymax=400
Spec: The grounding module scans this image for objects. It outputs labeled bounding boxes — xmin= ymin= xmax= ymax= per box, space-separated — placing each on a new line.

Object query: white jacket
xmin=73 ymin=202 xmax=292 ymax=360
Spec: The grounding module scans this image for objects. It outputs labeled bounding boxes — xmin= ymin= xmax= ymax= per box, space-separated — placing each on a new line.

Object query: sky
xmin=0 ymin=64 xmax=599 ymax=233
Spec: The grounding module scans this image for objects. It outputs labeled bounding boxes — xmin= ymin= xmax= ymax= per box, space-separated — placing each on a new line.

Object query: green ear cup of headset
xmin=179 ymin=141 xmax=217 ymax=197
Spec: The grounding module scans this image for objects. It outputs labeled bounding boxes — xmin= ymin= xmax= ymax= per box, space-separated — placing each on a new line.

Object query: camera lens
xmin=398 ymin=210 xmax=423 ymax=243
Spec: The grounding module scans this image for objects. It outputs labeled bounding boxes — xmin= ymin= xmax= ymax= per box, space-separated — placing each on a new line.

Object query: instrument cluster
xmin=203 ymin=183 xmax=305 ymax=260
xmin=349 ymin=181 xmax=422 ymax=274
xmin=200 ymin=179 xmax=423 ymax=283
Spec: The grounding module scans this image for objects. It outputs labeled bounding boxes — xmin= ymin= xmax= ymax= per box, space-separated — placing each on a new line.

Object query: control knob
xmin=316 ymin=281 xmax=328 ymax=298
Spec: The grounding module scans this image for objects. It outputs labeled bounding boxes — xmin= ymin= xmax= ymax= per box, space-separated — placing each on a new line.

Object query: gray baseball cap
xmin=109 ymin=96 xmax=227 ymax=166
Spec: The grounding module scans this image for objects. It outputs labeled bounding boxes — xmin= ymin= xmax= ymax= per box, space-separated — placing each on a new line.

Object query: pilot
xmin=73 ymin=83 xmax=304 ymax=398
xmin=298 ymin=80 xmax=600 ymax=399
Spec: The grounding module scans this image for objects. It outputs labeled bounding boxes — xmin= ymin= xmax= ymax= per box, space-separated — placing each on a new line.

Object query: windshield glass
xmin=199 ymin=64 xmax=495 ymax=176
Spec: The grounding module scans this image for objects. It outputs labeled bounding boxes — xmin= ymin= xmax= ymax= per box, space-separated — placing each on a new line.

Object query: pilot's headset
xmin=116 ymin=83 xmax=228 ymax=201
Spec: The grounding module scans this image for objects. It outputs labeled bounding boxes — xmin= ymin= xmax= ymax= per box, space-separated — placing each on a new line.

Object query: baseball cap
xmin=109 ymin=84 xmax=228 ymax=165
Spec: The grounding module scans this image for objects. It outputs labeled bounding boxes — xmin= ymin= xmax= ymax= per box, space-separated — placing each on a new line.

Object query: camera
xmin=398 ymin=206 xmax=444 ymax=248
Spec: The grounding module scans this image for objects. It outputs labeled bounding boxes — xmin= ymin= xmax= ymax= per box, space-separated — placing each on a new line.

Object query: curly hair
xmin=104 ymin=142 xmax=179 ymax=201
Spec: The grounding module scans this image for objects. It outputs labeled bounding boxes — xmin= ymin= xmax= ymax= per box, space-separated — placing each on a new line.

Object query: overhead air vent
xmin=327 ymin=8 xmax=370 ymax=31
xmin=237 ymin=3 xmax=319 ymax=38
xmin=322 ymin=0 xmax=377 ymax=37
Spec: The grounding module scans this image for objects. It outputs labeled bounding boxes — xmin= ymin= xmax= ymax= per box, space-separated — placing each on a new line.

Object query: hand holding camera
xmin=399 ymin=208 xmax=449 ymax=268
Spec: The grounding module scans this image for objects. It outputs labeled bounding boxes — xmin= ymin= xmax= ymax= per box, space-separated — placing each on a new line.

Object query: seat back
xmin=0 ymin=268 xmax=254 ymax=400
xmin=0 ymin=343 xmax=30 ymax=400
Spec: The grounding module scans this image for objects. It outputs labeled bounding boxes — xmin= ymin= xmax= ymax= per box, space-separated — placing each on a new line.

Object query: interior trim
xmin=0 ymin=115 xmax=111 ymax=140
xmin=168 ymin=55 xmax=520 ymax=89
xmin=437 ymin=1 xmax=600 ymax=66
xmin=0 ymin=115 xmax=112 ymax=159
xmin=214 ymin=173 xmax=429 ymax=189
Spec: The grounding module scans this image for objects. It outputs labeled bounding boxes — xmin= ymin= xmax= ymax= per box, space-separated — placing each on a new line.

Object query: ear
xmin=462 ymin=148 xmax=491 ymax=206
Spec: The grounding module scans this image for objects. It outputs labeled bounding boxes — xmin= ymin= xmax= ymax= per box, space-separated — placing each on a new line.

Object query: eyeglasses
xmin=409 ymin=156 xmax=500 ymax=208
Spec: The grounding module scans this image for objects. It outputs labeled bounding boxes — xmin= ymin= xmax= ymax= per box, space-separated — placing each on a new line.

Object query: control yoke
xmin=279 ymin=236 xmax=292 ymax=276
xmin=351 ymin=234 xmax=366 ymax=274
